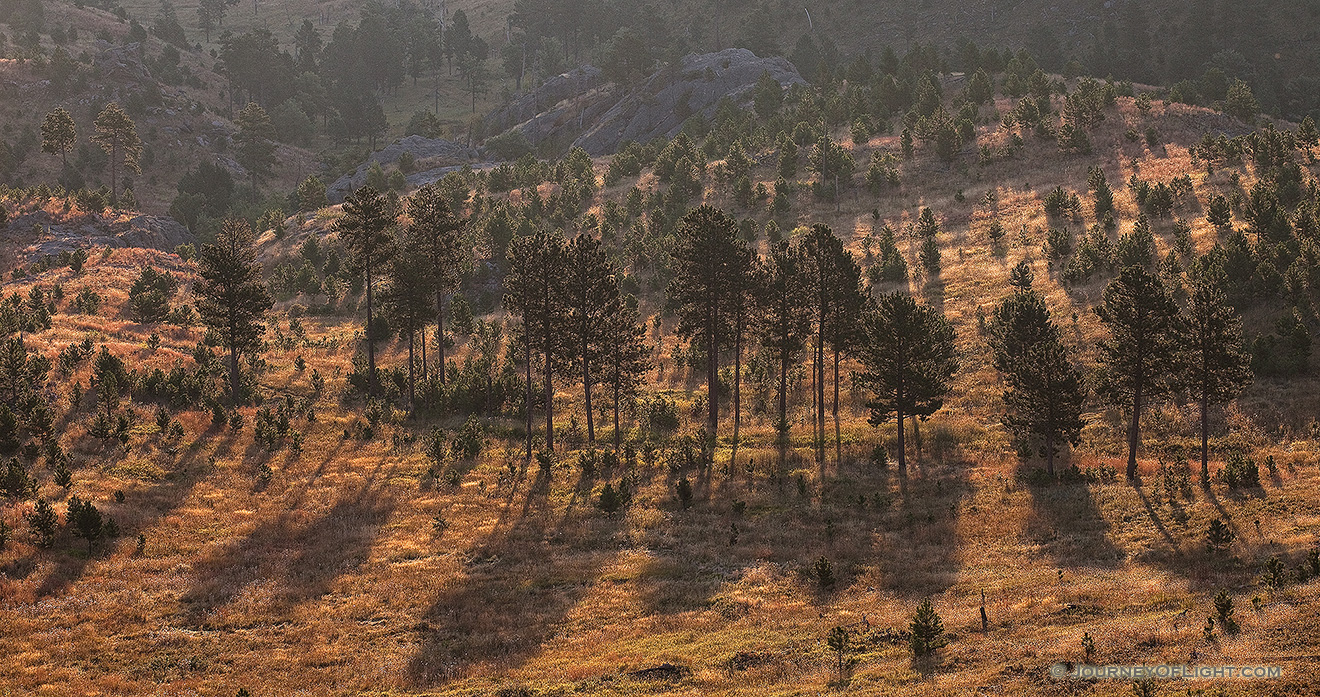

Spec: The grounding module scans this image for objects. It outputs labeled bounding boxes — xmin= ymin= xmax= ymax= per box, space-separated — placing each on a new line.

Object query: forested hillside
xmin=3 ymin=32 xmax=1320 ymax=694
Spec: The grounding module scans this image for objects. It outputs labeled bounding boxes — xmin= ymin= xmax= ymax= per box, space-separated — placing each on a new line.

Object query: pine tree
xmin=195 ymin=219 xmax=273 ymax=404
xmin=1096 ymin=265 xmax=1178 ymax=479
xmin=563 ymin=234 xmax=620 ymax=444
xmin=600 ymin=303 xmax=651 ymax=451
xmin=1005 ymin=336 xmax=1085 ymax=475
xmin=91 ymin=102 xmax=142 ymax=203
xmin=40 ymin=107 xmax=77 ymax=168
xmin=383 ymin=226 xmax=434 ymax=411
xmin=505 ymin=230 xmax=568 ymax=453
xmin=802 ymin=224 xmax=865 ymax=464
xmin=404 ymin=184 xmax=466 ymax=385
xmin=726 ymin=239 xmax=758 ymax=462
xmin=336 ymin=186 xmax=397 ymax=395
xmin=988 ymin=276 xmax=1085 ymax=474
xmin=67 ymin=495 xmax=104 ymax=552
xmin=857 ymin=292 xmax=959 ymax=475
xmin=668 ymin=205 xmax=741 ymax=450
xmin=909 ymin=598 xmax=947 ymax=657
xmin=756 ymin=240 xmax=812 ymax=437
xmin=234 ymin=102 xmax=277 ymax=190
xmin=1174 ymin=263 xmax=1251 ymax=483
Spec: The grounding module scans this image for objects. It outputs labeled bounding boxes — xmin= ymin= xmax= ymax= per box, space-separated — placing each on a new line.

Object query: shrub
xmin=67 ymin=495 xmax=104 ymax=551
xmin=1220 ymin=452 xmax=1259 ymax=489
xmin=26 ymin=497 xmax=58 ymax=547
xmin=813 ymin=555 xmax=835 ymax=589
xmin=1214 ymin=589 xmax=1237 ymax=632
xmin=910 ymin=598 xmax=947 ymax=657
xmin=676 ymin=476 xmax=693 ymax=509
xmin=1206 ymin=518 xmax=1235 ymax=551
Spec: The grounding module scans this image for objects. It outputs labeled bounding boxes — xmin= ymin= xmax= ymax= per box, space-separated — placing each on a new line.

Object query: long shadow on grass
xmin=7 ymin=430 xmax=236 ymax=601
xmin=1021 ymin=465 xmax=1124 ymax=568
xmin=406 ymin=464 xmax=627 ymax=685
xmin=178 ymin=472 xmax=395 ymax=627
xmin=867 ymin=458 xmax=971 ymax=596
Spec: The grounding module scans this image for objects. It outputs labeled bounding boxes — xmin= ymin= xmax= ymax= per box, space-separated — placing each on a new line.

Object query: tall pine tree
xmin=194 ymin=219 xmax=273 ymax=403
xmin=336 ymin=185 xmax=397 ymax=395
xmin=505 ymin=231 xmax=568 ymax=453
xmin=601 ymin=303 xmax=652 ymax=451
xmin=857 ymin=292 xmax=959 ymax=476
xmin=989 ymin=276 xmax=1085 ymax=475
xmin=668 ymin=205 xmax=741 ymax=450
xmin=1174 ymin=262 xmax=1252 ymax=483
xmin=756 ymin=240 xmax=812 ymax=438
xmin=1096 ymin=265 xmax=1178 ymax=480
xmin=405 ymin=184 xmax=467 ymax=385
xmin=563 ymin=234 xmax=619 ymax=444
xmin=91 ymin=102 xmax=142 ymax=203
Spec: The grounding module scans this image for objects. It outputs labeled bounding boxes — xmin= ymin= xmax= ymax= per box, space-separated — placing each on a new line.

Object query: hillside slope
xmin=3 ymin=64 xmax=1320 ymax=697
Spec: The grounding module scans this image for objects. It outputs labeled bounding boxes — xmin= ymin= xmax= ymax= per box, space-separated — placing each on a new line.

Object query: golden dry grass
xmin=3 ymin=95 xmax=1320 ymax=696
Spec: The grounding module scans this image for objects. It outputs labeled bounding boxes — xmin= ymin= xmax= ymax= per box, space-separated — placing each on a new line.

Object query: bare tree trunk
xmin=420 ymin=325 xmax=428 ymax=384
xmin=524 ymin=337 xmax=533 ymax=459
xmin=436 ymin=291 xmax=446 ymax=385
xmin=1127 ymin=388 xmax=1143 ymax=480
xmin=365 ymin=262 xmax=377 ymax=394
xmin=1200 ymin=394 xmax=1210 ymax=484
xmin=833 ymin=348 xmax=841 ymax=468
xmin=897 ymin=408 xmax=906 ymax=477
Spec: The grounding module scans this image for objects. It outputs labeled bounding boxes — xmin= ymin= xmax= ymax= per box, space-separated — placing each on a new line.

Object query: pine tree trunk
xmin=613 ymin=373 xmax=621 ymax=452
xmin=407 ymin=330 xmax=416 ymax=413
xmin=229 ymin=343 xmax=240 ymax=406
xmin=706 ymin=307 xmax=718 ymax=452
xmin=524 ymin=336 xmax=533 ymax=459
xmin=897 ymin=408 xmax=907 ymax=477
xmin=778 ymin=342 xmax=788 ymax=437
xmin=833 ymin=348 xmax=841 ymax=468
xmin=583 ymin=324 xmax=594 ymax=444
xmin=732 ymin=313 xmax=742 ymax=472
xmin=436 ymin=291 xmax=446 ymax=385
xmin=365 ymin=261 xmax=377 ymax=394
xmin=1200 ymin=393 xmax=1210 ymax=484
xmin=1127 ymin=387 xmax=1142 ymax=480
xmin=1046 ymin=430 xmax=1055 ymax=476
xmin=420 ymin=325 xmax=427 ymax=384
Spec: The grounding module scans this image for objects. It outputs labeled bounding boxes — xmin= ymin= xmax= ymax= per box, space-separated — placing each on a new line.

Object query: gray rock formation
xmin=483 ymin=65 xmax=604 ymax=136
xmin=486 ymin=49 xmax=804 ymax=157
xmin=573 ymin=49 xmax=804 ymax=155
xmin=326 ymin=136 xmax=483 ymax=202
xmin=9 ymin=210 xmax=194 ymax=261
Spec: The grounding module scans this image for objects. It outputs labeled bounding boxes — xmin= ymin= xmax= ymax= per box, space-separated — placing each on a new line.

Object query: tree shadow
xmin=406 ymin=464 xmax=626 ymax=686
xmin=1021 ymin=467 xmax=1124 ymax=569
xmin=5 ymin=436 xmax=222 ymax=602
xmin=178 ymin=475 xmax=395 ymax=627
xmin=866 ymin=459 xmax=970 ymax=596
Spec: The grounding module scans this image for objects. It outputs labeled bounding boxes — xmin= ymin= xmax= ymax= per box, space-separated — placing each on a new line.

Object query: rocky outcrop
xmin=6 ymin=209 xmax=193 ymax=262
xmin=486 ymin=49 xmax=804 ymax=157
xmin=326 ymin=136 xmax=483 ymax=202
xmin=483 ymin=65 xmax=604 ymax=136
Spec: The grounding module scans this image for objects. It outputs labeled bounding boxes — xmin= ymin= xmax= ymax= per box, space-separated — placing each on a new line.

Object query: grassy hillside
xmin=2 ymin=76 xmax=1320 ymax=697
